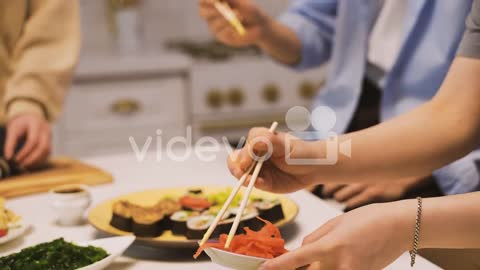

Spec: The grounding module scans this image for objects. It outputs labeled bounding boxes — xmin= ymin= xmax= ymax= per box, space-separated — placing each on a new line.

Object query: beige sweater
xmin=0 ymin=0 xmax=80 ymax=123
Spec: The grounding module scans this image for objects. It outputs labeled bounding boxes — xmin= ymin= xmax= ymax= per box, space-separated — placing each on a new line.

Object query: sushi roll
xmin=170 ymin=211 xmax=199 ymax=236
xmin=131 ymin=209 xmax=165 ymax=237
xmin=202 ymin=206 xmax=231 ymax=220
xmin=180 ymin=194 xmax=212 ymax=212
xmin=186 ymin=215 xmax=214 ymax=240
xmin=154 ymin=198 xmax=182 ymax=230
xmin=228 ymin=207 xmax=261 ymax=233
xmin=110 ymin=201 xmax=134 ymax=232
xmin=255 ymin=199 xmax=285 ymax=223
xmin=199 ymin=207 xmax=233 ymax=237
xmin=214 ymin=217 xmax=234 ymax=237
xmin=241 ymin=208 xmax=262 ymax=232
xmin=154 ymin=198 xmax=181 ymax=215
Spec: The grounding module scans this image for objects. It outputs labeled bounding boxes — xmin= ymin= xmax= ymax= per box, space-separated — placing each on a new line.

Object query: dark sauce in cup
xmin=54 ymin=187 xmax=85 ymax=194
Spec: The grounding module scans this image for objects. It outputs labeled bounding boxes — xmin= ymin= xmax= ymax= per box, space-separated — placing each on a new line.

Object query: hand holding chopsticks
xmin=213 ymin=0 xmax=246 ymax=36
xmin=199 ymin=122 xmax=278 ymax=248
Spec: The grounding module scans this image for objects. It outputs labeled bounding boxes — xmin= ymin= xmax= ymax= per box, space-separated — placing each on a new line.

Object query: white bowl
xmin=78 ymin=236 xmax=135 ymax=270
xmin=204 ymin=247 xmax=267 ymax=270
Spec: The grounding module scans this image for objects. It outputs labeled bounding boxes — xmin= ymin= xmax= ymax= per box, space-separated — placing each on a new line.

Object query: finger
xmin=261 ymin=243 xmax=322 ymax=270
xmin=218 ymin=27 xmax=240 ymax=44
xmin=200 ymin=6 xmax=222 ymax=22
xmin=227 ymin=150 xmax=244 ymax=178
xmin=246 ymin=127 xmax=274 ymax=154
xmin=334 ymin=184 xmax=367 ymax=202
xmin=302 ymin=218 xmax=339 ymax=245
xmin=225 ymin=0 xmax=248 ymax=10
xmin=243 ymin=128 xmax=283 ymax=166
xmin=254 ymin=177 xmax=271 ymax=192
xmin=242 ymin=173 xmax=269 ymax=190
xmin=4 ymin=124 xmax=26 ymax=160
xmin=209 ymin=17 xmax=231 ymax=34
xmin=344 ymin=191 xmax=377 ymax=211
xmin=237 ymin=146 xmax=254 ymax=171
xmin=321 ymin=183 xmax=345 ymax=198
xmin=238 ymin=128 xmax=283 ymax=173
xmin=15 ymin=124 xmax=40 ymax=162
xmin=199 ymin=0 xmax=215 ymax=8
xmin=20 ymin=130 xmax=50 ymax=168
xmin=221 ymin=23 xmax=261 ymax=45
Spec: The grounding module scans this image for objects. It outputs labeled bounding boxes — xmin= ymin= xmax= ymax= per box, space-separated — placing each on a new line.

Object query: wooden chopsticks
xmin=199 ymin=122 xmax=278 ymax=248
xmin=199 ymin=161 xmax=256 ymax=246
xmin=214 ymin=0 xmax=246 ymax=36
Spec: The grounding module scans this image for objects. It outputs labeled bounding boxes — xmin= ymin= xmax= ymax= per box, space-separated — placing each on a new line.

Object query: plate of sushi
xmin=88 ymin=187 xmax=298 ymax=247
xmin=0 ymin=197 xmax=29 ymax=245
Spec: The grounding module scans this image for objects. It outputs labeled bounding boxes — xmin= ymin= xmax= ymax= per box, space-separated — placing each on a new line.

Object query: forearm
xmin=256 ymin=18 xmax=302 ymax=65
xmin=391 ymin=193 xmax=480 ymax=251
xmin=420 ymin=193 xmax=480 ymax=248
xmin=306 ymin=57 xmax=480 ymax=184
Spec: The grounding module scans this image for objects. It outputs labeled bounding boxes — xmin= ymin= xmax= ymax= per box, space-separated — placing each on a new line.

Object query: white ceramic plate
xmin=78 ymin=236 xmax=135 ymax=270
xmin=0 ymin=220 xmax=30 ymax=245
xmin=204 ymin=247 xmax=267 ymax=270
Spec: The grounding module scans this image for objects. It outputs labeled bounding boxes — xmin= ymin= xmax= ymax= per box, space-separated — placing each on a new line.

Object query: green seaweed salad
xmin=0 ymin=238 xmax=109 ymax=270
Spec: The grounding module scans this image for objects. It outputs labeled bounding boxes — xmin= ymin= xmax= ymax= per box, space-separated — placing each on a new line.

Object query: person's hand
xmin=228 ymin=127 xmax=320 ymax=193
xmin=198 ymin=0 xmax=271 ymax=47
xmin=260 ymin=201 xmax=416 ymax=270
xmin=4 ymin=113 xmax=51 ymax=168
xmin=322 ymin=176 xmax=432 ymax=211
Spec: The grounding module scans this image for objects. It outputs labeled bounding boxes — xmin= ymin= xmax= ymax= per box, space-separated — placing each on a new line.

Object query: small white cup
xmin=50 ymin=184 xmax=92 ymax=226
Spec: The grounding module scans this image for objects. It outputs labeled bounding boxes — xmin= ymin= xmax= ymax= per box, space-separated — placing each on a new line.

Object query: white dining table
xmin=0 ymin=149 xmax=441 ymax=270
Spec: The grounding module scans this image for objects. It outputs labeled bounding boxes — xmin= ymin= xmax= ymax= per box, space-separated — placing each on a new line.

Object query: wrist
xmin=6 ymin=98 xmax=47 ymax=121
xmin=389 ymin=199 xmax=419 ymax=252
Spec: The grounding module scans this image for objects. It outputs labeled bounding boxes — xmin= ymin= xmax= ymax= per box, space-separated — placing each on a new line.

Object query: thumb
xmin=260 ymin=243 xmax=322 ymax=270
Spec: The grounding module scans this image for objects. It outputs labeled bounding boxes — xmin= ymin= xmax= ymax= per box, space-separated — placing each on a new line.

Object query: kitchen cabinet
xmin=53 ymin=54 xmax=191 ymax=158
xmin=189 ymin=58 xmax=326 ymax=143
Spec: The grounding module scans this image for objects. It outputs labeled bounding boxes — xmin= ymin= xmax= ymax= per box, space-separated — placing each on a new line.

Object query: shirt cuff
xmin=278 ymin=12 xmax=331 ymax=71
xmin=432 ymin=152 xmax=480 ymax=195
xmin=6 ymin=98 xmax=47 ymax=120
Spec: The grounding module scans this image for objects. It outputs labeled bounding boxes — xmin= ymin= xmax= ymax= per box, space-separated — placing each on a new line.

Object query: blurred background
xmin=54 ymin=0 xmax=326 ymax=157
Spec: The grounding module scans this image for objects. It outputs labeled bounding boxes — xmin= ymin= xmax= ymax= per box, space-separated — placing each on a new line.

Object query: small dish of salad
xmin=0 ymin=236 xmax=134 ymax=270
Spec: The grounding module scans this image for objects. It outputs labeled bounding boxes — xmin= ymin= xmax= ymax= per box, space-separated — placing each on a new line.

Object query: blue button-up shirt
xmin=278 ymin=0 xmax=479 ymax=194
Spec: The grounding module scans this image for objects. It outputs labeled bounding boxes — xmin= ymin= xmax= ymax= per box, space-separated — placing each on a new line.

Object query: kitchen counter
xmin=74 ymin=52 xmax=191 ymax=81
xmin=0 ymin=149 xmax=441 ymax=269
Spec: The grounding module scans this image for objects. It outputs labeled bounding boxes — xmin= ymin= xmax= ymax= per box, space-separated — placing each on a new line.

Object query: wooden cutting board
xmin=0 ymin=157 xmax=113 ymax=198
